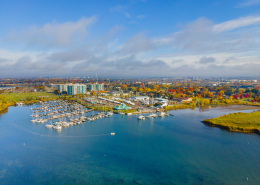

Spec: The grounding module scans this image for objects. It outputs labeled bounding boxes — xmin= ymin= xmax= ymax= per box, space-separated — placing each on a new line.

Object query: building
xmin=131 ymin=96 xmax=150 ymax=101
xmin=108 ymin=91 xmax=121 ymax=96
xmin=50 ymin=84 xmax=59 ymax=89
xmin=87 ymin=83 xmax=104 ymax=91
xmin=67 ymin=84 xmax=86 ymax=95
xmin=58 ymin=83 xmax=86 ymax=95
xmin=173 ymin=97 xmax=192 ymax=103
xmin=58 ymin=84 xmax=68 ymax=93
xmin=155 ymin=98 xmax=168 ymax=102
xmin=108 ymin=91 xmax=129 ymax=96
xmin=114 ymin=103 xmax=131 ymax=110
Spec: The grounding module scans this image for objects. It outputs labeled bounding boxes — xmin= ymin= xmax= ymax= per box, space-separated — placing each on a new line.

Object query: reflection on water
xmin=0 ymin=105 xmax=260 ymax=184
xmin=0 ymin=108 xmax=8 ymax=117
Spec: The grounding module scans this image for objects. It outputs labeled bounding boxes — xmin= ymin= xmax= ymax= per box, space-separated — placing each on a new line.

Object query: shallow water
xmin=0 ymin=105 xmax=260 ymax=185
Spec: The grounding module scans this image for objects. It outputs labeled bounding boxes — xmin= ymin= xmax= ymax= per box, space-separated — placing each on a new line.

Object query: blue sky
xmin=0 ymin=0 xmax=260 ymax=77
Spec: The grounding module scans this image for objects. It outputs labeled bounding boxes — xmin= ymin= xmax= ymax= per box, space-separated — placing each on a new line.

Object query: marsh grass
xmin=203 ymin=111 xmax=260 ymax=133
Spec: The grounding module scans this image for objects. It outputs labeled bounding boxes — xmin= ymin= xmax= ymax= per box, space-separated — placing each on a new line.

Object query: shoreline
xmin=202 ymin=120 xmax=260 ymax=135
xmin=202 ymin=110 xmax=260 ymax=135
xmin=0 ymin=98 xmax=58 ymax=114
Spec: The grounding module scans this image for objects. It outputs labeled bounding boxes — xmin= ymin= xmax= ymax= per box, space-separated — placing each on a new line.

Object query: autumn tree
xmin=138 ymin=87 xmax=144 ymax=92
xmin=218 ymin=90 xmax=224 ymax=97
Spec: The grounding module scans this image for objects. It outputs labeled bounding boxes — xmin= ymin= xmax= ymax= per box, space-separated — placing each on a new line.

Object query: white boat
xmin=87 ymin=117 xmax=94 ymax=121
xmin=53 ymin=125 xmax=62 ymax=130
xmin=158 ymin=112 xmax=165 ymax=117
xmin=30 ymin=119 xmax=37 ymax=123
xmin=150 ymin=113 xmax=157 ymax=117
xmin=45 ymin=124 xmax=53 ymax=128
xmin=137 ymin=115 xmax=145 ymax=120
xmin=111 ymin=133 xmax=115 ymax=135
xmin=37 ymin=119 xmax=44 ymax=123
xmin=127 ymin=113 xmax=132 ymax=115
xmin=62 ymin=123 xmax=70 ymax=128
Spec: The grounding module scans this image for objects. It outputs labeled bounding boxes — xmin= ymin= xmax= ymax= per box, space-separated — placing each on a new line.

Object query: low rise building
xmin=173 ymin=97 xmax=192 ymax=103
xmin=131 ymin=96 xmax=150 ymax=101
xmin=114 ymin=103 xmax=131 ymax=110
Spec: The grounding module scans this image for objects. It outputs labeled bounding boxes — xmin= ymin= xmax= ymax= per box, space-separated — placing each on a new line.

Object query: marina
xmin=1 ymin=104 xmax=260 ymax=184
xmin=29 ymin=100 xmax=171 ymax=131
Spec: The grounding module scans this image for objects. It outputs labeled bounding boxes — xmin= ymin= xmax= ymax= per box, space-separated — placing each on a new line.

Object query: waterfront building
xmin=58 ymin=84 xmax=68 ymax=93
xmin=131 ymin=96 xmax=150 ymax=101
xmin=114 ymin=103 xmax=131 ymax=110
xmin=87 ymin=83 xmax=104 ymax=91
xmin=58 ymin=84 xmax=86 ymax=95
xmin=172 ymin=97 xmax=192 ymax=103
xmin=67 ymin=84 xmax=86 ymax=95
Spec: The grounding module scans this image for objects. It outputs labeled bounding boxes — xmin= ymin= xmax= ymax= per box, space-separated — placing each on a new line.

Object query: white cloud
xmin=125 ymin=12 xmax=131 ymax=18
xmin=237 ymin=0 xmax=260 ymax=7
xmin=136 ymin=15 xmax=147 ymax=19
xmin=1 ymin=14 xmax=260 ymax=77
xmin=213 ymin=15 xmax=260 ymax=32
xmin=6 ymin=17 xmax=96 ymax=47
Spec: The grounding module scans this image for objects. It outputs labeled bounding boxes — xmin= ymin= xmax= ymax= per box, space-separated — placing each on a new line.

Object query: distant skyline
xmin=0 ymin=0 xmax=260 ymax=77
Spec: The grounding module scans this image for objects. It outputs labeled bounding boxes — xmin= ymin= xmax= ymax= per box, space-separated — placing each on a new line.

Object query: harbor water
xmin=0 ymin=105 xmax=260 ymax=184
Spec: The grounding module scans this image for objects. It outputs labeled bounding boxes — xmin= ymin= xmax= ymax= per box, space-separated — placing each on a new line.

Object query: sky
xmin=0 ymin=0 xmax=260 ymax=78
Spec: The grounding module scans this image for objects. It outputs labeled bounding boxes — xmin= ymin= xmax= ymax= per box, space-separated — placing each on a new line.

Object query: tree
xmin=249 ymin=91 xmax=252 ymax=98
xmin=0 ymin=95 xmax=7 ymax=104
xmin=218 ymin=90 xmax=224 ymax=97
xmin=121 ymin=84 xmax=127 ymax=90
xmin=226 ymin=88 xmax=232 ymax=96
xmin=138 ymin=88 xmax=143 ymax=92
xmin=144 ymin=87 xmax=151 ymax=92
xmin=225 ymin=99 xmax=230 ymax=104
xmin=130 ymin=87 xmax=137 ymax=92
xmin=54 ymin=89 xmax=60 ymax=95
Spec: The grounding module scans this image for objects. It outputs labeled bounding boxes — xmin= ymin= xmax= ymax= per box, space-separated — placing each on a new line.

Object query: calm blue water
xmin=0 ymin=105 xmax=260 ymax=185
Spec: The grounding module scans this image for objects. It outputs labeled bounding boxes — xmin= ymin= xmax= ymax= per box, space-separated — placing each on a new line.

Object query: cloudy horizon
xmin=0 ymin=0 xmax=260 ymax=78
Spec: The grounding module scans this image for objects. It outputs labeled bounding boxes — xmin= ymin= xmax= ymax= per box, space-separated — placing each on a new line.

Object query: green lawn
xmin=203 ymin=111 xmax=260 ymax=133
xmin=114 ymin=109 xmax=138 ymax=113
xmin=3 ymin=92 xmax=58 ymax=102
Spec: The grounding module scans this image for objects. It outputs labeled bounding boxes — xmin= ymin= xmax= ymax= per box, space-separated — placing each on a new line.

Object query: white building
xmin=131 ymin=96 xmax=150 ymax=101
xmin=58 ymin=84 xmax=68 ymax=93
xmin=87 ymin=83 xmax=104 ymax=91
xmin=58 ymin=83 xmax=86 ymax=95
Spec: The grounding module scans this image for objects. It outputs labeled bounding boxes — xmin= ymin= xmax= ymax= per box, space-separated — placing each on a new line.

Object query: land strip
xmin=203 ymin=110 xmax=260 ymax=134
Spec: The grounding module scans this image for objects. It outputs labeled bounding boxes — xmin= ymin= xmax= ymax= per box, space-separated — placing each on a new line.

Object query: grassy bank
xmin=114 ymin=109 xmax=138 ymax=114
xmin=0 ymin=92 xmax=59 ymax=112
xmin=203 ymin=111 xmax=260 ymax=134
xmin=3 ymin=92 xmax=58 ymax=102
xmin=165 ymin=104 xmax=195 ymax=110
